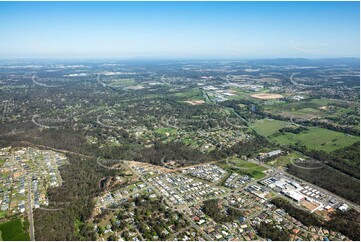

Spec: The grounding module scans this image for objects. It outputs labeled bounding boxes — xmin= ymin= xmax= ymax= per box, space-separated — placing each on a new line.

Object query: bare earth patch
xmin=314 ymin=209 xmax=333 ymax=221
xmin=300 ymin=200 xmax=319 ymax=211
xmin=318 ymin=106 xmax=328 ymax=110
xmin=183 ymin=100 xmax=205 ymax=105
xmin=251 ymin=93 xmax=283 ymax=99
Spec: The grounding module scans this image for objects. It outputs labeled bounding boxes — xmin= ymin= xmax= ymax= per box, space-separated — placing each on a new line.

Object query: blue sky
xmin=0 ymin=1 xmax=359 ymax=59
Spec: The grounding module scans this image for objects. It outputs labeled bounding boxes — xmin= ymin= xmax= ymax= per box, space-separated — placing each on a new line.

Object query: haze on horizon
xmin=0 ymin=1 xmax=359 ymax=59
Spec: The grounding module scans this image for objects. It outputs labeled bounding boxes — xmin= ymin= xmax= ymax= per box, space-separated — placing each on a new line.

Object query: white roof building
xmin=338 ymin=203 xmax=349 ymax=212
xmin=283 ymin=189 xmax=305 ymax=202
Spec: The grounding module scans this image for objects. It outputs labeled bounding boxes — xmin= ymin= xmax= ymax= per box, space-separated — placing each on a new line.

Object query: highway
xmin=289 ymin=73 xmax=321 ymax=88
xmin=32 ymin=74 xmax=60 ymax=88
xmin=96 ymin=74 xmax=108 ymax=87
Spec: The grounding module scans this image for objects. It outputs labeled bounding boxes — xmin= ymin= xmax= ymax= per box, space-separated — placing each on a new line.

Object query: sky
xmin=0 ymin=1 xmax=359 ymax=59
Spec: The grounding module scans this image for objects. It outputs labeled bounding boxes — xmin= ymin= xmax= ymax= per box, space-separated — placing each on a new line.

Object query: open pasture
xmin=220 ymin=157 xmax=267 ymax=179
xmin=0 ymin=218 xmax=30 ymax=241
xmin=263 ymin=98 xmax=357 ymax=121
xmin=108 ymin=78 xmax=136 ymax=87
xmin=250 ymin=118 xmax=294 ymax=137
xmin=272 ymin=127 xmax=359 ymax=152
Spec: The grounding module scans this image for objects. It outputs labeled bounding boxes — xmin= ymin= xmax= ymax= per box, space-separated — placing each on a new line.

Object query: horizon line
xmin=0 ymin=57 xmax=359 ymax=61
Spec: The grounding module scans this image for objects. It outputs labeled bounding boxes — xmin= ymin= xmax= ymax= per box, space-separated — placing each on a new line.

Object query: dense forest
xmin=229 ymin=134 xmax=275 ymax=158
xmin=202 ymin=199 xmax=243 ymax=223
xmin=33 ymin=155 xmax=117 ymax=240
xmin=138 ymin=141 xmax=212 ymax=166
xmin=291 ymin=142 xmax=360 ymax=179
xmin=286 ymin=162 xmax=359 ymax=204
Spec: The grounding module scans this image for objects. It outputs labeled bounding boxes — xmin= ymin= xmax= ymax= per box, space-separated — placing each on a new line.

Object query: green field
xmin=155 ymin=128 xmax=177 ymax=135
xmin=251 ymin=118 xmax=294 ymax=137
xmin=181 ymin=137 xmax=198 ymax=148
xmin=0 ymin=211 xmax=7 ymax=219
xmin=219 ymin=158 xmax=267 ymax=179
xmin=238 ymin=103 xmax=247 ymax=108
xmin=0 ymin=218 xmax=30 ymax=241
xmin=174 ymin=89 xmax=204 ymax=100
xmin=272 ymin=127 xmax=359 ymax=152
xmin=109 ymin=78 xmax=136 ymax=87
xmin=263 ymin=98 xmax=355 ymax=120
xmin=267 ymin=152 xmax=306 ymax=167
xmin=228 ymin=89 xmax=252 ymax=100
xmin=228 ymin=88 xmax=271 ymax=102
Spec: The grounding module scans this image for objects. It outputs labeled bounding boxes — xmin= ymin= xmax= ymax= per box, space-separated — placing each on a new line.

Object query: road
xmin=10 ymin=149 xmax=35 ymax=240
xmin=201 ymin=90 xmax=211 ymax=103
xmin=27 ymin=176 xmax=35 ymax=241
xmin=96 ymin=74 xmax=108 ymax=87
xmin=32 ymin=74 xmax=60 ymax=88
xmin=33 ymin=143 xmax=94 ymax=159
xmin=289 ymin=73 xmax=321 ymax=88
xmin=31 ymin=114 xmax=61 ymax=129
xmin=96 ymin=114 xmax=122 ymax=129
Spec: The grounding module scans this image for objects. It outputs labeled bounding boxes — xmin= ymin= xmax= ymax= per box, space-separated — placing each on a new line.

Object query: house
xmin=215 ymin=233 xmax=223 ymax=240
xmin=198 ymin=219 xmax=206 ymax=225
